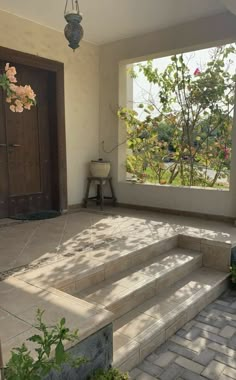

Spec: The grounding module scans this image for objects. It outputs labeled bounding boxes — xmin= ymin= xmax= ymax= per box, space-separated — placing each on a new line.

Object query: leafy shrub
xmin=4 ymin=309 xmax=85 ymax=380
xmin=90 ymin=368 xmax=129 ymax=380
xmin=3 ymin=309 xmax=128 ymax=380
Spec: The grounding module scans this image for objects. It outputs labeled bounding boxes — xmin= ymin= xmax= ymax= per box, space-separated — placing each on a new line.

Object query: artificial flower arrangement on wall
xmin=0 ymin=63 xmax=36 ymax=112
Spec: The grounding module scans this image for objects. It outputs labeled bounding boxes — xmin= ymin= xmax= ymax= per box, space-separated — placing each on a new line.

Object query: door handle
xmin=8 ymin=144 xmax=21 ymax=148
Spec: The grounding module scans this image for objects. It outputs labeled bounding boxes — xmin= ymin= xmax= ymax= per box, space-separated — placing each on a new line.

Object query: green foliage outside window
xmin=119 ymin=44 xmax=236 ymax=188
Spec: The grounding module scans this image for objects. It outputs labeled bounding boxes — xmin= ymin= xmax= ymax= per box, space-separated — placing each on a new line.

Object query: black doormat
xmin=10 ymin=210 xmax=61 ymax=221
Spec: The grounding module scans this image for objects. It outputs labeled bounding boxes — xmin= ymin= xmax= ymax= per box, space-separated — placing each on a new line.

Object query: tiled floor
xmin=130 ymin=290 xmax=236 ymax=380
xmin=0 ymin=207 xmax=236 ymax=369
xmin=0 ymin=207 xmax=236 ymax=275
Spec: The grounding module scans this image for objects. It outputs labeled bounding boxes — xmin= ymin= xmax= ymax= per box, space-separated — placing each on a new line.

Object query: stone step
xmin=113 ymin=267 xmax=229 ymax=372
xmin=61 ymin=236 xmax=179 ymax=294
xmin=76 ymin=248 xmax=202 ymax=318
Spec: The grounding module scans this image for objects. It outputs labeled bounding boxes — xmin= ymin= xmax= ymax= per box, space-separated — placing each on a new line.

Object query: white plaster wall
xmin=0 ymin=10 xmax=100 ymax=207
xmin=99 ymin=12 xmax=236 ymax=218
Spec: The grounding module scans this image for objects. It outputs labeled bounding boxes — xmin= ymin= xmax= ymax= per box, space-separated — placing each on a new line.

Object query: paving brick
xmin=170 ymin=336 xmax=208 ymax=353
xmin=209 ymin=303 xmax=236 ymax=315
xmin=230 ymin=301 xmax=236 ymax=310
xmin=216 ymin=353 xmax=236 ymax=369
xmin=196 ymin=315 xmax=226 ymax=329
xmin=136 ymin=371 xmax=157 ymax=380
xmin=195 ymin=322 xmax=220 ymax=335
xmin=138 ymin=360 xmax=162 ymax=377
xmin=177 ymin=327 xmax=201 ymax=341
xmin=220 ymin=326 xmax=236 ymax=339
xmin=223 ymin=366 xmax=236 ymax=379
xmin=202 ymin=360 xmax=225 ymax=380
xmin=129 ymin=368 xmax=142 ymax=379
xmin=159 ymin=363 xmax=184 ymax=380
xmin=145 ymin=353 xmax=159 ymax=363
xmin=219 ymin=295 xmax=235 ymax=304
xmin=219 ymin=374 xmax=233 ymax=380
xmin=200 ymin=330 xmax=227 ymax=345
xmin=175 ymin=356 xmax=204 ymax=374
xmin=154 ymin=351 xmax=176 ymax=368
xmin=155 ymin=342 xmax=171 ymax=355
xmin=208 ymin=342 xmax=236 ymax=357
xmin=176 ymin=329 xmax=186 ymax=337
xmin=227 ymin=335 xmax=236 ymax=350
xmin=182 ymin=320 xmax=196 ymax=331
xmin=216 ymin=300 xmax=231 ymax=307
xmin=168 ymin=342 xmax=195 ymax=360
xmin=193 ymin=349 xmax=216 ymax=366
xmin=128 ymin=291 xmax=236 ymax=379
xmin=181 ymin=369 xmax=208 ymax=380
xmin=222 ymin=311 xmax=236 ymax=322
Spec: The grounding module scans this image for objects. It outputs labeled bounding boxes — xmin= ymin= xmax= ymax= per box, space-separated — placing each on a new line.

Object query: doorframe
xmin=0 ymin=46 xmax=67 ymax=213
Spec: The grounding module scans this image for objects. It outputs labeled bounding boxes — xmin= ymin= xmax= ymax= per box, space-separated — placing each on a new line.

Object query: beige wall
xmin=0 ymin=10 xmax=100 ymax=207
xmin=99 ymin=12 xmax=236 ymax=218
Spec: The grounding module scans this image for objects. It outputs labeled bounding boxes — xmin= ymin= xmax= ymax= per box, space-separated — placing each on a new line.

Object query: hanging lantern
xmin=64 ymin=0 xmax=84 ymax=51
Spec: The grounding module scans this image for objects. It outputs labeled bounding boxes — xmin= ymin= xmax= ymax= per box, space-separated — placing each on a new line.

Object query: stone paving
xmin=130 ymin=290 xmax=236 ymax=380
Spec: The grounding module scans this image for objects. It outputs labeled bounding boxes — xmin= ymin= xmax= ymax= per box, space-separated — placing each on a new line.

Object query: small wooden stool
xmin=83 ymin=176 xmax=117 ymax=210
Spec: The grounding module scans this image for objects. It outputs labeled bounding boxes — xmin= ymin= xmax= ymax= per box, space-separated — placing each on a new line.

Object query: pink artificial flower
xmin=9 ymin=83 xmax=17 ymax=92
xmin=15 ymin=99 xmax=24 ymax=113
xmin=194 ymin=68 xmax=201 ymax=76
xmin=224 ymin=147 xmax=230 ymax=160
xmin=10 ymin=105 xmax=16 ymax=112
xmin=24 ymin=103 xmax=32 ymax=110
xmin=5 ymin=64 xmax=17 ymax=83
xmin=1 ymin=63 xmax=36 ymax=112
xmin=24 ymin=85 xmax=36 ymax=101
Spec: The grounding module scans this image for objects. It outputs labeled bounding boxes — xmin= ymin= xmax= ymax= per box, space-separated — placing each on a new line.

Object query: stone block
xmin=208 ymin=342 xmax=236 ymax=357
xmin=178 ymin=235 xmax=201 ymax=252
xmin=136 ymin=371 xmax=157 ymax=380
xmin=139 ymin=360 xmax=162 ymax=377
xmin=201 ymin=243 xmax=230 ymax=273
xmin=154 ymin=351 xmax=177 ymax=368
xmin=177 ymin=327 xmax=201 ymax=341
xmin=175 ymin=356 xmax=204 ymax=374
xmin=220 ymin=325 xmax=236 ymax=339
xmin=193 ymin=349 xmax=216 ymax=366
xmin=44 ymin=324 xmax=113 ymax=380
xmin=168 ymin=342 xmax=195 ymax=360
xmin=159 ymin=363 xmax=184 ymax=380
xmin=181 ymin=369 xmax=208 ymax=380
xmin=202 ymin=360 xmax=225 ymax=380
xmin=223 ymin=366 xmax=236 ymax=379
xmin=200 ymin=330 xmax=227 ymax=345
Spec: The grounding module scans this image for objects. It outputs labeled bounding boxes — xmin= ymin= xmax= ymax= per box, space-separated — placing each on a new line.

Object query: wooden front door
xmin=0 ymin=63 xmax=52 ymax=218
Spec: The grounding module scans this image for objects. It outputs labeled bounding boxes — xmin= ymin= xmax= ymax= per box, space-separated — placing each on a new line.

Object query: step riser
xmin=104 ymin=236 xmax=178 ymax=281
xmin=156 ymin=255 xmax=202 ymax=291
xmin=107 ymin=256 xmax=202 ymax=318
xmin=114 ymin=277 xmax=229 ymax=372
xmin=65 ymin=236 xmax=179 ymax=294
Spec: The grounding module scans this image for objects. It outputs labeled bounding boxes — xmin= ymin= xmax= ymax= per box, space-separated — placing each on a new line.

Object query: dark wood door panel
xmin=0 ymin=62 xmax=53 ymax=217
xmin=0 ymin=88 xmax=8 ymax=218
xmin=6 ymin=110 xmax=41 ymax=196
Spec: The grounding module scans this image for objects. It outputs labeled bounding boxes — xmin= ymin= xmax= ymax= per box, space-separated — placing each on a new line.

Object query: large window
xmin=119 ymin=43 xmax=236 ymax=189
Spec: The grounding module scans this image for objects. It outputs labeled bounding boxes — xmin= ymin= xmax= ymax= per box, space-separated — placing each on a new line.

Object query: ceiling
xmin=0 ymin=0 xmax=230 ymax=45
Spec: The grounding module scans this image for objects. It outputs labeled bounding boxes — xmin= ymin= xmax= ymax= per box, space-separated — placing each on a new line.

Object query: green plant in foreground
xmin=230 ymin=264 xmax=236 ymax=283
xmin=5 ymin=309 xmax=85 ymax=380
xmin=91 ymin=368 xmax=129 ymax=380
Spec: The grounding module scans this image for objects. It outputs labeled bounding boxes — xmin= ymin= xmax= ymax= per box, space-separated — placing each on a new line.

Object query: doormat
xmin=10 ymin=210 xmax=61 ymax=221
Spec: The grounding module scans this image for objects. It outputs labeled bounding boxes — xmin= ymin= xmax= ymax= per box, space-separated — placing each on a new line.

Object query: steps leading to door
xmin=113 ymin=267 xmax=229 ymax=371
xmin=76 ymin=248 xmax=202 ymax=318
